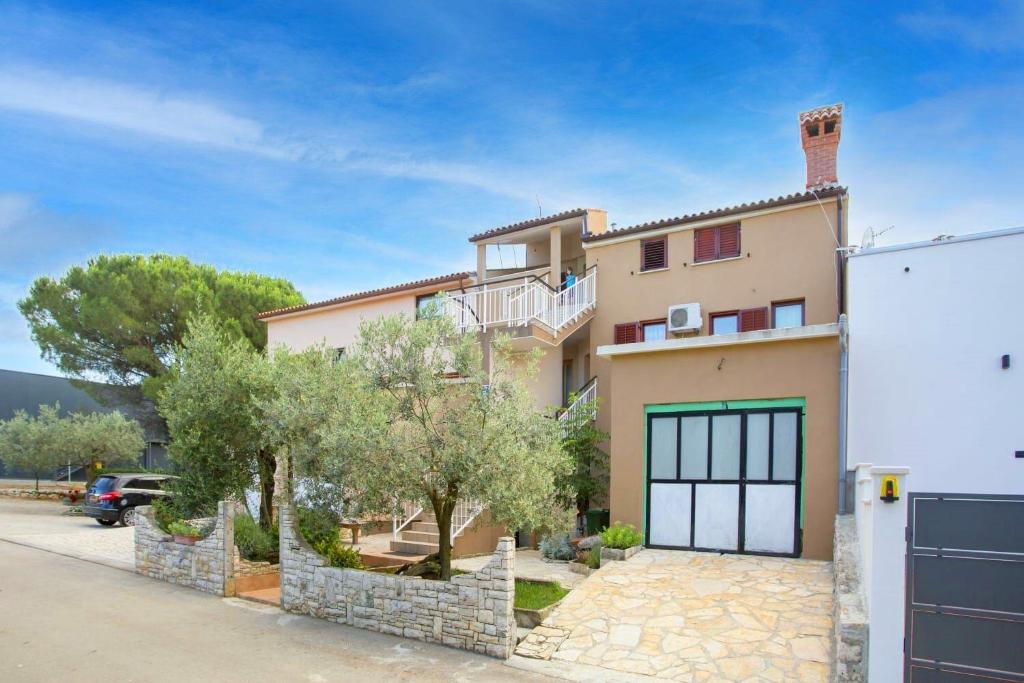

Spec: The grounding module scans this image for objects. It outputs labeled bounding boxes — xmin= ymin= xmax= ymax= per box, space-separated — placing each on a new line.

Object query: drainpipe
xmin=837 ymin=313 xmax=849 ymax=514
xmin=836 ymin=192 xmax=845 ymax=315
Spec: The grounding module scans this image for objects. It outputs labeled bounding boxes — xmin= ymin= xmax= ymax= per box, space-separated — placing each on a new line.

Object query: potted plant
xmin=167 ymin=520 xmax=203 ymax=545
xmin=569 ymin=536 xmax=602 ymax=576
xmin=598 ymin=522 xmax=643 ymax=564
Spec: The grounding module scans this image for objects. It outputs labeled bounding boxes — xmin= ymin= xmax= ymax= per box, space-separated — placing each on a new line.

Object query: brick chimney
xmin=799 ymin=103 xmax=843 ymax=188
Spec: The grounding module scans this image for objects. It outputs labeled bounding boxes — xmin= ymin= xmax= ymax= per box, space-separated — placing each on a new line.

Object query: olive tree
xmin=0 ymin=404 xmax=143 ymax=488
xmin=0 ymin=405 xmax=64 ymax=493
xmin=64 ymin=410 xmax=145 ymax=483
xmin=159 ymin=316 xmax=278 ymax=527
xmin=325 ymin=311 xmax=570 ymax=580
xmin=556 ymin=397 xmax=609 ymax=518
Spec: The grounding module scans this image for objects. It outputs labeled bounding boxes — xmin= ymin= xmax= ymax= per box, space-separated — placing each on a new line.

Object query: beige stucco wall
xmin=585 ymin=198 xmax=846 ymax=437
xmin=266 ymin=294 xmax=418 ymax=352
xmin=509 ymin=345 xmax=564 ymax=412
xmin=603 ymin=335 xmax=839 ymax=560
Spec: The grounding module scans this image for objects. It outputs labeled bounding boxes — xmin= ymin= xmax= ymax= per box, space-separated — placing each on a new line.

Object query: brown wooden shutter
xmin=614 ymin=322 xmax=640 ymax=344
xmin=719 ymin=224 xmax=741 ymax=258
xmin=694 ymin=228 xmax=716 ymax=262
xmin=641 ymin=237 xmax=667 ymax=271
xmin=738 ymin=307 xmax=768 ymax=332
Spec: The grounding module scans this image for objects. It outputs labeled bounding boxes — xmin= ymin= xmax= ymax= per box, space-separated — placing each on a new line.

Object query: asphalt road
xmin=0 ymin=539 xmax=557 ymax=682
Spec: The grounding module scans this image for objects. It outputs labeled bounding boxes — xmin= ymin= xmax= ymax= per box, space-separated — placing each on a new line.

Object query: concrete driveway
xmin=0 ymin=497 xmax=134 ymax=571
xmin=517 ymin=549 xmax=833 ymax=682
xmin=0 ymin=541 xmax=554 ymax=683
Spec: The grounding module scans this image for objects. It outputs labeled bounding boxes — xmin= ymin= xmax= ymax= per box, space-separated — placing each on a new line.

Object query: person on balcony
xmin=562 ymin=267 xmax=576 ymax=290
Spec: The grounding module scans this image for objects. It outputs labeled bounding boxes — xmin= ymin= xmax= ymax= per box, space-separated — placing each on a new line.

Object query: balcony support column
xmin=476 ymin=244 xmax=487 ymax=282
xmin=549 ymin=226 xmax=561 ymax=288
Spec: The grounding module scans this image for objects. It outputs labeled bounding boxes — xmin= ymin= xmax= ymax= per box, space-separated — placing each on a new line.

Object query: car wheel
xmin=119 ymin=507 xmax=137 ymax=527
xmin=96 ymin=519 xmax=117 ymax=526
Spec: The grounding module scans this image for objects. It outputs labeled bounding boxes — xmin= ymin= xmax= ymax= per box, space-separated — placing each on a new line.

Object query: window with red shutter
xmin=738 ymin=307 xmax=768 ymax=332
xmin=693 ymin=224 xmax=741 ymax=263
xmin=694 ymin=228 xmax=717 ymax=262
xmin=641 ymin=237 xmax=667 ymax=271
xmin=718 ymin=224 xmax=741 ymax=258
xmin=614 ymin=322 xmax=640 ymax=344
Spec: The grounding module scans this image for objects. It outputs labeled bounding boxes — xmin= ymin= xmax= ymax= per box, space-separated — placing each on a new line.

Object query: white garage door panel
xmin=744 ymin=485 xmax=796 ymax=553
xmin=649 ymin=483 xmax=692 ymax=547
xmin=694 ymin=484 xmax=739 ymax=550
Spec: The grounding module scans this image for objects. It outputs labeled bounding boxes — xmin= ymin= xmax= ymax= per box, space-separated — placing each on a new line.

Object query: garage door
xmin=905 ymin=493 xmax=1024 ymax=682
xmin=645 ymin=408 xmax=802 ymax=556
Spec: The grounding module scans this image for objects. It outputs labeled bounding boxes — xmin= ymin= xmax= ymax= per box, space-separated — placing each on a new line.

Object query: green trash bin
xmin=585 ymin=508 xmax=610 ymax=536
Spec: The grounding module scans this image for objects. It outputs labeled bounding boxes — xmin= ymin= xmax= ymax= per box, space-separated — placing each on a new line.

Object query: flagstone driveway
xmin=515 ymin=549 xmax=833 ymax=681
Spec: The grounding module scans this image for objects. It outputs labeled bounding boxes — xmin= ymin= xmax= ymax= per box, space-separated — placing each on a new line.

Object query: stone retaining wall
xmin=832 ymin=514 xmax=868 ymax=682
xmin=134 ymin=501 xmax=235 ymax=596
xmin=0 ymin=488 xmax=65 ymax=501
xmin=234 ymin=549 xmax=279 ymax=577
xmin=279 ymin=501 xmax=516 ymax=659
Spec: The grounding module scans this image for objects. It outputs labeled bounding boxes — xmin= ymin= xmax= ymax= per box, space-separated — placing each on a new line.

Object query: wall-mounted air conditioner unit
xmin=667 ymin=303 xmax=702 ymax=334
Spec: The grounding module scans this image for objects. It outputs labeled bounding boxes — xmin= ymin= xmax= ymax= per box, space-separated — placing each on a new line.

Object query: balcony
xmin=444 ymin=267 xmax=597 ymax=344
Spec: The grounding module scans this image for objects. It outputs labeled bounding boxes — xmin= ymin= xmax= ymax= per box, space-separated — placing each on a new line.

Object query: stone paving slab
xmin=530 ymin=549 xmax=834 ymax=681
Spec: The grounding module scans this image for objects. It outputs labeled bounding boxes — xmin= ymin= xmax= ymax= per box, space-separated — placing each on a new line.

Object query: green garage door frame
xmin=643 ymin=397 xmax=808 ymax=549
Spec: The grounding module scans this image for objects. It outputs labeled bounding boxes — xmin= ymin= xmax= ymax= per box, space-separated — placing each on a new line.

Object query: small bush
xmin=539 ymin=533 xmax=576 ymax=561
xmin=313 ymin=538 xmax=364 ymax=569
xmin=600 ymin=522 xmax=642 ymax=550
xmin=235 ymin=513 xmax=279 ymax=563
xmin=167 ymin=520 xmax=202 ymax=538
xmin=296 ymin=505 xmax=341 ymax=548
xmin=587 ymin=541 xmax=603 ymax=569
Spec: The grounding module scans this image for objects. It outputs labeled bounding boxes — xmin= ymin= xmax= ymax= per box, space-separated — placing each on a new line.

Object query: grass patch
xmin=515 ymin=579 xmax=568 ymax=611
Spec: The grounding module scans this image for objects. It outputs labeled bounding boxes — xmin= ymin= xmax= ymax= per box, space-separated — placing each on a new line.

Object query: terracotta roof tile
xmin=256 ymin=271 xmax=472 ymax=320
xmin=582 ymin=186 xmax=846 ymax=244
xmin=468 ymin=208 xmax=589 ymax=243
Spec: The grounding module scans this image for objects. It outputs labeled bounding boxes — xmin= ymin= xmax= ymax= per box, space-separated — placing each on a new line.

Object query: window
xmin=641 ymin=320 xmax=667 ymax=342
xmin=772 ymin=300 xmax=805 ymax=329
xmin=710 ymin=307 xmax=768 ymax=335
xmin=710 ymin=312 xmax=738 ymax=335
xmin=693 ymin=224 xmax=740 ymax=263
xmin=640 ymin=237 xmax=667 ymax=271
xmin=416 ymin=293 xmax=442 ymax=319
xmin=614 ymin=318 xmax=668 ymax=344
xmin=334 ymin=347 xmax=346 ymax=360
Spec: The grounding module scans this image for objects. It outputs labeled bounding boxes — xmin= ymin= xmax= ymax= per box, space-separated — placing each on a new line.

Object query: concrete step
xmin=236 ymin=586 xmax=280 ymax=606
xmin=389 ymin=539 xmax=439 ymax=555
xmin=359 ymin=550 xmax=430 ymax=568
xmin=410 ymin=521 xmax=439 ymax=533
xmin=401 ymin=530 xmax=439 ymax=544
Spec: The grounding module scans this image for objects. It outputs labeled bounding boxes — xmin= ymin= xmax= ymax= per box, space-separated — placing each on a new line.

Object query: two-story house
xmin=258 ymin=103 xmax=847 ymax=562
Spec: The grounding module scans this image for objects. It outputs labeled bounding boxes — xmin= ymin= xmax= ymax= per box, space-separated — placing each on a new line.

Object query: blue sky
xmin=2 ymin=1 xmax=1023 ymax=376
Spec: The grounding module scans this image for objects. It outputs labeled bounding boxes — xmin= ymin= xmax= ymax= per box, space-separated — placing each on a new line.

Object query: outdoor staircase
xmin=390 ymin=509 xmax=442 ymax=555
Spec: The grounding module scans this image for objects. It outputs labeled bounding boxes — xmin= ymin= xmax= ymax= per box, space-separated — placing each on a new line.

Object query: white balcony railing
xmin=445 ymin=267 xmax=597 ymax=336
xmin=559 ymin=376 xmax=598 ymax=435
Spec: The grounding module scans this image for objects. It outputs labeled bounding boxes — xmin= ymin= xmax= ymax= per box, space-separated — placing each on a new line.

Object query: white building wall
xmin=847 ymin=228 xmax=1024 ymax=495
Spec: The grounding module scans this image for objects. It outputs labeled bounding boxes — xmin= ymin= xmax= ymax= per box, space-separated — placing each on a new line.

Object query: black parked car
xmin=83 ymin=473 xmax=176 ymax=527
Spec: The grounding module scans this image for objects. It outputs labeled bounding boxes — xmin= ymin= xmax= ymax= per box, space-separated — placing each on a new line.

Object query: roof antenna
xmin=536 ymin=195 xmax=542 ymax=218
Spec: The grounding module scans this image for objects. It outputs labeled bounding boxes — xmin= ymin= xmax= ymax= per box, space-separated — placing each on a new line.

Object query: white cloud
xmin=0 ymin=67 xmax=293 ymax=159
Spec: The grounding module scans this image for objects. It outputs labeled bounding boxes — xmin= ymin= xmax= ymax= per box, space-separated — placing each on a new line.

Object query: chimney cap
xmin=799 ymin=103 xmax=843 ymax=124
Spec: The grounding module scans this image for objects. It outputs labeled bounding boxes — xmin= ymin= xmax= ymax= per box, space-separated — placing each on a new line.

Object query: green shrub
xmin=313 ymin=538 xmax=364 ymax=569
xmin=167 ymin=520 xmax=202 ymax=538
xmin=296 ymin=505 xmax=341 ymax=548
xmin=539 ymin=533 xmax=576 ymax=561
xmin=296 ymin=505 xmax=363 ymax=569
xmin=599 ymin=522 xmax=642 ymax=549
xmin=234 ymin=513 xmax=279 ymax=563
xmin=586 ymin=541 xmax=603 ymax=569
xmin=152 ymin=498 xmax=179 ymax=534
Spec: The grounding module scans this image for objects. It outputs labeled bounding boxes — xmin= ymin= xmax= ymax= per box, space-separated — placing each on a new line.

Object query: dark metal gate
xmin=905 ymin=493 xmax=1024 ymax=682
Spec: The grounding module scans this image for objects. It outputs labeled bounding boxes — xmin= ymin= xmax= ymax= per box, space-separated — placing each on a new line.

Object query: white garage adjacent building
xmin=846 ymin=227 xmax=1024 ymax=682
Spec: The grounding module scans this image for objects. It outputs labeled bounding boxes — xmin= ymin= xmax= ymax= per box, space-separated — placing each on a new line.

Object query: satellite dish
xmin=861 ymin=227 xmax=876 ymax=249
